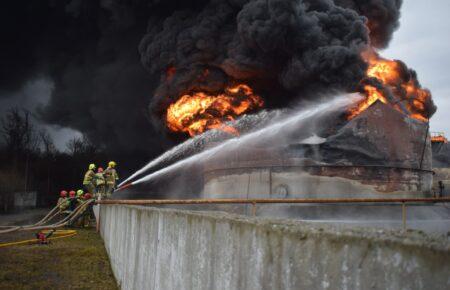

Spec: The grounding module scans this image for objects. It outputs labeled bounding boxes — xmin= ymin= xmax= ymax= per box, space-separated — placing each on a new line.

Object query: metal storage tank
xmin=202 ymin=101 xmax=433 ymax=199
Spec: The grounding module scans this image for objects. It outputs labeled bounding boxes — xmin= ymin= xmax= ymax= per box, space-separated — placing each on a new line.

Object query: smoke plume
xmin=139 ymin=0 xmax=411 ymax=132
xmin=334 ymin=0 xmax=403 ymax=48
xmin=2 ymin=0 xmax=422 ymax=154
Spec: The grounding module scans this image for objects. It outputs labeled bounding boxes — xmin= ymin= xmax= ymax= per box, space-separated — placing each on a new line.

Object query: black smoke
xmin=334 ymin=0 xmax=403 ymax=48
xmin=0 ymin=1 xmax=168 ymax=157
xmin=1 ymin=0 xmax=406 ymax=154
xmin=139 ymin=0 xmax=405 ymax=128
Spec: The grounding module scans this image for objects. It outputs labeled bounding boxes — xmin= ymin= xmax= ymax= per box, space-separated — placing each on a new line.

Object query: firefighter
xmin=57 ymin=190 xmax=68 ymax=211
xmin=83 ymin=192 xmax=93 ymax=200
xmin=104 ymin=161 xmax=119 ymax=197
xmin=82 ymin=192 xmax=94 ymax=227
xmin=67 ymin=190 xmax=77 ymax=212
xmin=76 ymin=189 xmax=84 ymax=205
xmin=73 ymin=189 xmax=89 ymax=227
xmin=83 ymin=163 xmax=97 ymax=195
xmin=95 ymin=167 xmax=106 ymax=199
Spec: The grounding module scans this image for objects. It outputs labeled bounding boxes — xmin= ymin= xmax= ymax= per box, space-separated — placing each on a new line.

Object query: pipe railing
xmin=97 ymin=197 xmax=450 ymax=205
xmin=98 ymin=197 xmax=450 ymax=231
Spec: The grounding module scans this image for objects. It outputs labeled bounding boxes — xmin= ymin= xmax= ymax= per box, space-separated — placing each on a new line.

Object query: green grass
xmin=0 ymin=228 xmax=118 ymax=289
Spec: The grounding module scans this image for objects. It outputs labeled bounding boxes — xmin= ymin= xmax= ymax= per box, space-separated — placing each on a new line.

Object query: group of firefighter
xmin=83 ymin=161 xmax=119 ymax=198
xmin=55 ymin=161 xmax=119 ymax=227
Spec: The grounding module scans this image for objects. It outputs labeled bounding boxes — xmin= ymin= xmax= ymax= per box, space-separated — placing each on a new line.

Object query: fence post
xmin=402 ymin=202 xmax=407 ymax=231
xmin=251 ymin=202 xmax=257 ymax=216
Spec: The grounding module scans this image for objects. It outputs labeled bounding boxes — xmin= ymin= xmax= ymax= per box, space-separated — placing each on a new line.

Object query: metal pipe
xmin=98 ymin=197 xmax=450 ymax=205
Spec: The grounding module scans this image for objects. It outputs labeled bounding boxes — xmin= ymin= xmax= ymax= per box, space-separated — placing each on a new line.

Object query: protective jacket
xmin=104 ymin=167 xmax=119 ymax=185
xmin=57 ymin=197 xmax=68 ymax=210
xmin=83 ymin=169 xmax=95 ymax=185
xmin=95 ymin=172 xmax=105 ymax=186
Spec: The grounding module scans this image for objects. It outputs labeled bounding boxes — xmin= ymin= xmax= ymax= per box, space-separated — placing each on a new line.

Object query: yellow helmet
xmin=108 ymin=161 xmax=117 ymax=168
xmin=89 ymin=163 xmax=96 ymax=170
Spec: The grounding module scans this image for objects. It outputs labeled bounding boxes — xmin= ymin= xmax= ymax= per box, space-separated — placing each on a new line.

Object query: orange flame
xmin=431 ymin=132 xmax=448 ymax=143
xmin=348 ymin=85 xmax=388 ymax=118
xmin=348 ymin=50 xmax=432 ymax=122
xmin=166 ymin=84 xmax=263 ymax=136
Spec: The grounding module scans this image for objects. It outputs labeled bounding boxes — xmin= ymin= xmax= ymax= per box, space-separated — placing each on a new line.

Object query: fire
xmin=431 ymin=132 xmax=448 ymax=144
xmin=367 ymin=59 xmax=400 ymax=83
xmin=348 ymin=85 xmax=388 ymax=118
xmin=348 ymin=50 xmax=433 ymax=122
xmin=166 ymin=84 xmax=263 ymax=136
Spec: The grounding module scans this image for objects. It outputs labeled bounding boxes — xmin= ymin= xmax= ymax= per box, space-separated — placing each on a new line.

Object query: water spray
xmin=121 ymin=94 xmax=362 ymax=190
xmin=118 ymin=110 xmax=278 ymax=187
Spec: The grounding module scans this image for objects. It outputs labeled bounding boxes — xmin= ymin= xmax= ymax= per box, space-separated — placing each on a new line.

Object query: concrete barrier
xmin=100 ymin=205 xmax=450 ymax=290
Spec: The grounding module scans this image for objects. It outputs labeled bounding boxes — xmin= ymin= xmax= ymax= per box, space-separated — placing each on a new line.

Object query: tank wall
xmin=203 ymin=167 xmax=432 ymax=198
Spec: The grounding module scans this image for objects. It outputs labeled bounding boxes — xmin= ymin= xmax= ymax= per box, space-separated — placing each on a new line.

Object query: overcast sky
xmin=384 ymin=0 xmax=450 ymax=135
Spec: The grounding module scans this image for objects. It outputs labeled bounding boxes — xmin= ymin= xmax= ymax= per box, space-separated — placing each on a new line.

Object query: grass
xmin=0 ymin=228 xmax=118 ymax=289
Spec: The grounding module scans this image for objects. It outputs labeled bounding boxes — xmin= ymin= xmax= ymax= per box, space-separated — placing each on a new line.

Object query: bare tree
xmin=39 ymin=129 xmax=57 ymax=196
xmin=66 ymin=136 xmax=97 ymax=156
xmin=0 ymin=108 xmax=40 ymax=174
xmin=39 ymin=129 xmax=56 ymax=158
xmin=1 ymin=107 xmax=40 ymax=156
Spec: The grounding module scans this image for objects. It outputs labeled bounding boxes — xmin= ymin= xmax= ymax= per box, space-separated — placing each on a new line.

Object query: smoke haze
xmin=1 ymin=0 xmax=417 ymax=156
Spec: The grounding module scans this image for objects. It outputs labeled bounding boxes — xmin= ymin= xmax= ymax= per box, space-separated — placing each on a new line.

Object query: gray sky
xmin=384 ymin=0 xmax=450 ymax=135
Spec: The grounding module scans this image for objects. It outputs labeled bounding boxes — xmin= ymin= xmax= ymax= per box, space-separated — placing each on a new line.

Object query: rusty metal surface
xmin=98 ymin=197 xmax=450 ymax=205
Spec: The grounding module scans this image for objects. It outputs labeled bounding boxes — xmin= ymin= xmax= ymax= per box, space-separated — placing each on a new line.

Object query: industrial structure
xmin=203 ymin=101 xmax=433 ymax=199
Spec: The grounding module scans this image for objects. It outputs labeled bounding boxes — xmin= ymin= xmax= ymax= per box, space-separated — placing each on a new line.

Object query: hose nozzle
xmin=115 ymin=183 xmax=133 ymax=192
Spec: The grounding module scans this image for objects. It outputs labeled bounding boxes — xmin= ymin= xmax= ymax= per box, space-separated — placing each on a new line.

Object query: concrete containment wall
xmin=100 ymin=205 xmax=450 ymax=290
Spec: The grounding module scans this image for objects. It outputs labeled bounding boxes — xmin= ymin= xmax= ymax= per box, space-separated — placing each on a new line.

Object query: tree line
xmin=0 ymin=107 xmax=108 ymax=212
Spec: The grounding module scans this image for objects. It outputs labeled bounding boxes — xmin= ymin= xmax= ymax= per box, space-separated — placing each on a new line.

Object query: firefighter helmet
xmin=108 ymin=161 xmax=116 ymax=168
xmin=76 ymin=189 xmax=84 ymax=197
xmin=89 ymin=163 xmax=96 ymax=170
xmin=60 ymin=190 xmax=67 ymax=197
xmin=98 ymin=167 xmax=104 ymax=173
xmin=69 ymin=191 xmax=76 ymax=198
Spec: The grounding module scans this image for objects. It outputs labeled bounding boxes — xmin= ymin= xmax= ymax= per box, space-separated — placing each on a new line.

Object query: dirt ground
xmin=0 ymin=228 xmax=118 ymax=289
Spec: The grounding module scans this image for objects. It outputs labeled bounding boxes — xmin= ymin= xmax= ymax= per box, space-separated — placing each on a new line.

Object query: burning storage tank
xmin=132 ymin=2 xmax=437 ymax=200
xmin=202 ymin=100 xmax=433 ymax=199
xmin=431 ymin=133 xmax=450 ymax=196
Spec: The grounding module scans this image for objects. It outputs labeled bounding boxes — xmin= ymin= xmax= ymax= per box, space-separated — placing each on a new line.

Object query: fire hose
xmin=0 ymin=204 xmax=62 ymax=233
xmin=0 ymin=200 xmax=69 ymax=232
xmin=0 ymin=230 xmax=77 ymax=248
xmin=0 ymin=199 xmax=95 ymax=235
